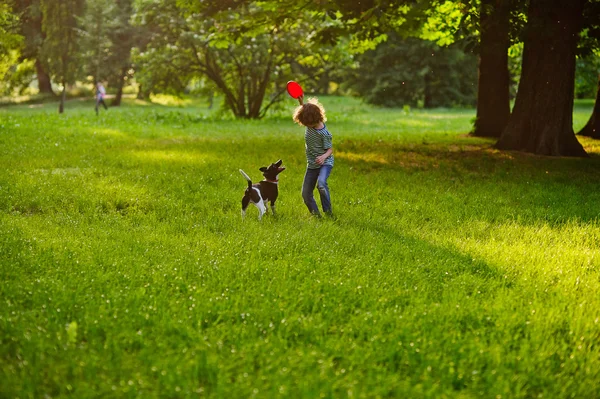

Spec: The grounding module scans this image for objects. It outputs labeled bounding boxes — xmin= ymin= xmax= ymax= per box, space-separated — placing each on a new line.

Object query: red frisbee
xmin=286 ymin=81 xmax=304 ymax=99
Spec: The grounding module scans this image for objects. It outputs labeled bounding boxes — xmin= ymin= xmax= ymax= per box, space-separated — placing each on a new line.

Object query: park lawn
xmin=1 ymin=97 xmax=600 ymax=398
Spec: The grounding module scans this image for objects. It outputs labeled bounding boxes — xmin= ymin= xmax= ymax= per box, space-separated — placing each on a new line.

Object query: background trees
xmin=78 ymin=0 xmax=116 ymax=85
xmin=40 ymin=0 xmax=85 ymax=113
xmin=575 ymin=0 xmax=600 ymax=139
xmin=134 ymin=0 xmax=339 ymax=118
xmin=347 ymin=35 xmax=477 ymax=108
xmin=0 ymin=2 xmax=23 ymax=83
xmin=320 ymin=0 xmax=599 ymax=156
xmin=1 ymin=0 xmax=600 ymax=157
xmin=78 ymin=0 xmax=136 ymax=106
xmin=105 ymin=0 xmax=136 ymax=106
xmin=578 ymin=73 xmax=600 ymax=138
xmin=9 ymin=0 xmax=55 ymax=95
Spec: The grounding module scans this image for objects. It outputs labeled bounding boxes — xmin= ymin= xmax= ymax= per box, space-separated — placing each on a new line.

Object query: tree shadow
xmin=341 ymin=215 xmax=510 ymax=295
xmin=335 ymin=139 xmax=600 ymax=226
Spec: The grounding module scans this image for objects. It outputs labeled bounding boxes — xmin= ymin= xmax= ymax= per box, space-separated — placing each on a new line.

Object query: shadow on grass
xmin=337 ymin=138 xmax=600 ymax=172
xmin=343 ymin=215 xmax=508 ymax=289
xmin=85 ymin=133 xmax=600 ymax=229
xmin=336 ymin=139 xmax=600 ymax=226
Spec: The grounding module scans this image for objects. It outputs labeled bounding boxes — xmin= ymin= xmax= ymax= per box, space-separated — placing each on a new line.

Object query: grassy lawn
xmin=1 ymin=97 xmax=600 ymax=398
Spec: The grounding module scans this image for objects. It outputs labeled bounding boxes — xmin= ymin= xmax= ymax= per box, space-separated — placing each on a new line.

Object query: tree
xmin=40 ymin=0 xmax=84 ymax=113
xmin=11 ymin=0 xmax=55 ymax=95
xmin=576 ymin=0 xmax=600 ymax=138
xmin=134 ymin=0 xmax=330 ymax=118
xmin=0 ymin=2 xmax=23 ymax=82
xmin=472 ymin=0 xmax=512 ymax=138
xmin=78 ymin=0 xmax=115 ymax=85
xmin=348 ymin=35 xmax=477 ymax=108
xmin=420 ymin=0 xmax=526 ymax=137
xmin=106 ymin=0 xmax=136 ymax=106
xmin=79 ymin=0 xmax=138 ymax=106
xmin=578 ymin=73 xmax=600 ymax=138
xmin=78 ymin=0 xmax=139 ymax=106
xmin=575 ymin=55 xmax=600 ymax=98
xmin=276 ymin=0 xmax=518 ymax=134
xmin=289 ymin=40 xmax=354 ymax=95
xmin=496 ymin=0 xmax=587 ymax=156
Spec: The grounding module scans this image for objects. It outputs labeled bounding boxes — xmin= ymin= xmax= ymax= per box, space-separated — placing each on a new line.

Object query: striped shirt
xmin=305 ymin=124 xmax=334 ymax=169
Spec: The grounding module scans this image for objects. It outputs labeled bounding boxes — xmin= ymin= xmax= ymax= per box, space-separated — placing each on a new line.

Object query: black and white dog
xmin=239 ymin=159 xmax=285 ymax=220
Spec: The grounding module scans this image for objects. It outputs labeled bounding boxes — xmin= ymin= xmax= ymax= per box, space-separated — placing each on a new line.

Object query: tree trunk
xmin=319 ymin=76 xmax=330 ymax=95
xmin=423 ymin=71 xmax=433 ymax=108
xmin=496 ymin=0 xmax=586 ymax=157
xmin=111 ymin=67 xmax=127 ymax=107
xmin=472 ymin=0 xmax=510 ymax=138
xmin=207 ymin=90 xmax=214 ymax=109
xmin=577 ymin=74 xmax=600 ymax=138
xmin=136 ymin=84 xmax=146 ymax=100
xmin=36 ymin=59 xmax=55 ymax=95
xmin=112 ymin=83 xmax=123 ymax=107
xmin=59 ymin=84 xmax=66 ymax=114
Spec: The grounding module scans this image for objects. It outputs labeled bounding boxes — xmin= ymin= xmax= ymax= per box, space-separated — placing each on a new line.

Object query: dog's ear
xmin=259 ymin=167 xmax=267 ymax=172
xmin=275 ymin=159 xmax=283 ymax=167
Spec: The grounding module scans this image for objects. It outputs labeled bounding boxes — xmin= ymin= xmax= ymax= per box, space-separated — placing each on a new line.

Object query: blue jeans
xmin=302 ymin=165 xmax=332 ymax=215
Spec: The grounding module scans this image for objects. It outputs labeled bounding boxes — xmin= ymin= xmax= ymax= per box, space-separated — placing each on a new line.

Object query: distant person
xmin=293 ymin=96 xmax=335 ymax=217
xmin=95 ymin=82 xmax=107 ymax=115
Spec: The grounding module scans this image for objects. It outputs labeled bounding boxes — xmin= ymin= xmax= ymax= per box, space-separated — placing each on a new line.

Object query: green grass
xmin=1 ymin=96 xmax=600 ymax=398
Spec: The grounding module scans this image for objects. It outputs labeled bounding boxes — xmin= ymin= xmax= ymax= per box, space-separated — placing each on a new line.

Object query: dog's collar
xmin=263 ymin=179 xmax=278 ymax=184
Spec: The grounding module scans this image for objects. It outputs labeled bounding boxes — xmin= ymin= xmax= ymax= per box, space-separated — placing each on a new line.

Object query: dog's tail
xmin=239 ymin=169 xmax=252 ymax=189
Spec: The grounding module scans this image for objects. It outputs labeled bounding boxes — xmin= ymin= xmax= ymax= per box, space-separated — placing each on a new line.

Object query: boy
xmin=293 ymin=97 xmax=334 ymax=217
xmin=95 ymin=82 xmax=108 ymax=115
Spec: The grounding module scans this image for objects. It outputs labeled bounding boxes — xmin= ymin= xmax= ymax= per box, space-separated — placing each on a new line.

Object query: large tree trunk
xmin=472 ymin=0 xmax=510 ymax=138
xmin=35 ymin=59 xmax=54 ymax=95
xmin=496 ymin=0 xmax=586 ymax=156
xmin=577 ymin=74 xmax=600 ymax=138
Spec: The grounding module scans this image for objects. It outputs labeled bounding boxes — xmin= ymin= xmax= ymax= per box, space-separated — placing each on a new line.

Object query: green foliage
xmin=0 ymin=59 xmax=35 ymax=96
xmin=1 ymin=98 xmax=600 ymax=397
xmin=420 ymin=0 xmax=466 ymax=46
xmin=579 ymin=0 xmax=600 ymax=57
xmin=575 ymin=54 xmax=600 ymax=99
xmin=0 ymin=2 xmax=23 ymax=81
xmin=439 ymin=0 xmax=528 ymax=44
xmin=11 ymin=0 xmax=57 ymax=95
xmin=11 ymin=0 xmax=44 ymax=61
xmin=316 ymin=0 xmax=429 ymax=45
xmin=40 ymin=0 xmax=84 ymax=88
xmin=133 ymin=0 xmax=334 ymax=118
xmin=290 ymin=39 xmax=355 ymax=95
xmin=75 ymin=0 xmax=137 ymax=103
xmin=77 ymin=0 xmax=117 ymax=83
xmin=348 ymin=35 xmax=477 ymax=108
xmin=106 ymin=0 xmax=137 ymax=85
xmin=508 ymin=42 xmax=523 ymax=98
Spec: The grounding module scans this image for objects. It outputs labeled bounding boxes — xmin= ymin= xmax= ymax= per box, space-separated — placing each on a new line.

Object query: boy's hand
xmin=315 ymin=155 xmax=325 ymax=165
xmin=298 ymin=95 xmax=304 ymax=105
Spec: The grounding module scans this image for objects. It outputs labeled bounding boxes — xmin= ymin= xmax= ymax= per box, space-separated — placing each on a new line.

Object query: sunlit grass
xmin=1 ymin=96 xmax=600 ymax=398
xmin=130 ymin=149 xmax=218 ymax=164
xmin=148 ymin=93 xmax=196 ymax=107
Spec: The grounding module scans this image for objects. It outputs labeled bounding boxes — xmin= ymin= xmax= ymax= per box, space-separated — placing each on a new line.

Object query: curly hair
xmin=293 ymin=97 xmax=327 ymax=127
